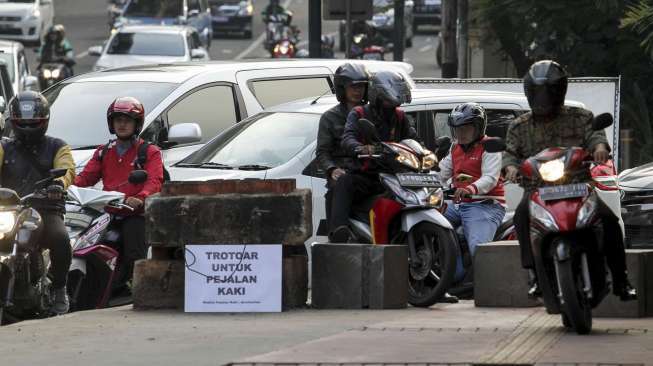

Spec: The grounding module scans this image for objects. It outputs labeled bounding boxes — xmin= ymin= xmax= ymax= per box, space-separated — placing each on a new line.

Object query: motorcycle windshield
xmin=67 ymin=187 xmax=125 ymax=212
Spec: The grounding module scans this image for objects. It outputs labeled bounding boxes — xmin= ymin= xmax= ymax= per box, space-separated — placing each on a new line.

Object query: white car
xmin=0 ymin=39 xmax=37 ymax=94
xmin=166 ymin=90 xmax=588 ymax=242
xmin=42 ymin=59 xmax=414 ymax=171
xmin=89 ymin=25 xmax=210 ymax=71
xmin=0 ymin=0 xmax=54 ymax=45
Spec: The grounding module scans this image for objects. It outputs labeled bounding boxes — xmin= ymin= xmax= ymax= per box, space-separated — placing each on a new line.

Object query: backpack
xmin=353 ymin=105 xmax=405 ymax=142
xmin=97 ymin=140 xmax=171 ymax=182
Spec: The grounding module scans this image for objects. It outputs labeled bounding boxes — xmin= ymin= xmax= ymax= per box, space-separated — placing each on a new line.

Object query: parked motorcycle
xmin=38 ymin=62 xmax=72 ymax=91
xmin=483 ymin=113 xmax=618 ymax=334
xmin=0 ymin=168 xmax=68 ymax=325
xmin=343 ymin=119 xmax=458 ymax=307
xmin=65 ymin=170 xmax=147 ymax=311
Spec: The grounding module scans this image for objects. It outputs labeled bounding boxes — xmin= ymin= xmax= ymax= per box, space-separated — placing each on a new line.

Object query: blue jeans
xmin=444 ymin=202 xmax=506 ymax=282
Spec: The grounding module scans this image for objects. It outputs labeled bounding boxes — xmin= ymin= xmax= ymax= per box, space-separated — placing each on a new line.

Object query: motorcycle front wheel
xmin=558 ymin=258 xmax=592 ymax=334
xmin=406 ymin=222 xmax=457 ymax=307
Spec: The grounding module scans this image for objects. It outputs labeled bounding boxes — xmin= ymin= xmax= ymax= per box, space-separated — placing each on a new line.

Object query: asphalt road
xmin=21 ymin=0 xmax=441 ymax=79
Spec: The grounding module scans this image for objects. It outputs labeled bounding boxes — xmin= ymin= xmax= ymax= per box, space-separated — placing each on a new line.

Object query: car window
xmin=181 ymin=112 xmax=319 ymax=168
xmin=107 ymin=32 xmax=185 ymax=57
xmin=167 ymin=84 xmax=238 ymax=143
xmin=124 ymin=0 xmax=183 ymax=17
xmin=431 ymin=109 xmax=519 ymax=140
xmin=249 ymin=77 xmax=332 ymax=109
xmin=0 ymin=53 xmax=15 ymax=83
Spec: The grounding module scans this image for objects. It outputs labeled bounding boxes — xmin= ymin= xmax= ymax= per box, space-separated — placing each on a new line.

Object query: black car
xmin=412 ymin=0 xmax=441 ymax=32
xmin=209 ymin=0 xmax=253 ymax=38
xmin=619 ymin=163 xmax=653 ymax=248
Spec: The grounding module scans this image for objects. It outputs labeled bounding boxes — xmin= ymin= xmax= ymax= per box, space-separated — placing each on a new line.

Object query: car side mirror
xmin=357 ymin=118 xmax=380 ymax=143
xmin=592 ymin=113 xmax=613 ymax=131
xmin=0 ymin=97 xmax=6 ymax=114
xmin=164 ymin=123 xmax=202 ymax=148
xmin=88 ymin=46 xmax=103 ymax=57
xmin=190 ymin=48 xmax=207 ymax=59
xmin=128 ymin=170 xmax=148 ymax=184
xmin=24 ymin=75 xmax=38 ymax=90
xmin=481 ymin=137 xmax=506 ymax=153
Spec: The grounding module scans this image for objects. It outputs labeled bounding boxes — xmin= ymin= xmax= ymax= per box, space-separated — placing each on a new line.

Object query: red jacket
xmin=74 ymin=139 xmax=164 ymax=204
xmin=450 ymin=138 xmax=505 ymax=204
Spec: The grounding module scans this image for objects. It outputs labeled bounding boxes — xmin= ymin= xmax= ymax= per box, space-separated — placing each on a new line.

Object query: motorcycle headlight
xmin=538 ymin=158 xmax=565 ymax=182
xmin=51 ymin=69 xmax=61 ymax=79
xmin=425 ymin=188 xmax=444 ymax=208
xmin=395 ymin=149 xmax=420 ymax=170
xmin=353 ymin=34 xmax=364 ymax=43
xmin=576 ymin=191 xmax=598 ymax=228
xmin=0 ymin=212 xmax=16 ymax=235
xmin=422 ymin=151 xmax=437 ymax=170
xmin=43 ymin=69 xmax=52 ymax=79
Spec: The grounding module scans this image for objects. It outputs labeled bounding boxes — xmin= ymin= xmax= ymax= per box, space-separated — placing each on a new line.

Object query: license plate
xmin=213 ymin=16 xmax=229 ymax=22
xmin=397 ymin=173 xmax=440 ymax=188
xmin=538 ymin=183 xmax=588 ymax=201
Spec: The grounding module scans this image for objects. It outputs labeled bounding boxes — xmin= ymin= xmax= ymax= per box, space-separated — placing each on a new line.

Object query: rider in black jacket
xmin=317 ymin=63 xmax=370 ymax=230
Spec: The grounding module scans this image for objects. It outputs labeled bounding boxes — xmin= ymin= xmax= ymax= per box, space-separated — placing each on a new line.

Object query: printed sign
xmin=184 ymin=244 xmax=282 ymax=312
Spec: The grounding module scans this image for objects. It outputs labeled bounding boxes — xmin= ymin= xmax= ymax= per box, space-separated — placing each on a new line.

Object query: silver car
xmin=0 ymin=40 xmax=37 ymax=94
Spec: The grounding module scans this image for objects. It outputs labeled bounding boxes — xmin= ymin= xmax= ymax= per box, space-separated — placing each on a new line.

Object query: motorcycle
xmin=38 ymin=61 xmax=72 ymax=91
xmin=350 ymin=33 xmax=385 ymax=61
xmin=0 ymin=168 xmax=68 ymax=325
xmin=343 ymin=119 xmax=459 ymax=307
xmin=65 ymin=170 xmax=147 ymax=311
xmin=483 ymin=113 xmax=619 ymax=334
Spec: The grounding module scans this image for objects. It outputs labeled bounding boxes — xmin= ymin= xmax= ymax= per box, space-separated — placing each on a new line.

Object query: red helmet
xmin=107 ymin=96 xmax=145 ymax=135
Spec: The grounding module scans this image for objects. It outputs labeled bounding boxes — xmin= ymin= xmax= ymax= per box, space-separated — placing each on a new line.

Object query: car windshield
xmin=181 ymin=112 xmax=320 ymax=169
xmin=124 ymin=0 xmax=183 ymax=18
xmin=38 ymin=81 xmax=178 ymax=148
xmin=0 ymin=53 xmax=14 ymax=82
xmin=107 ymin=32 xmax=185 ymax=57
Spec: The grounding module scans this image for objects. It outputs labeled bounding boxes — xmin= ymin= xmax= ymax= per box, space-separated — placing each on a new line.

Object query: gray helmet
xmin=334 ymin=63 xmax=369 ymax=103
xmin=368 ymin=71 xmax=411 ymax=108
xmin=448 ymin=102 xmax=487 ymax=142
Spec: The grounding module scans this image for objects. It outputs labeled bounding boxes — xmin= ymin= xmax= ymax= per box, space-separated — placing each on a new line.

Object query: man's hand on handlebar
xmin=125 ymin=197 xmax=143 ymax=210
xmin=504 ymin=165 xmax=520 ymax=183
xmin=453 ymin=187 xmax=472 ymax=203
xmin=46 ymin=182 xmax=64 ymax=200
xmin=593 ymin=143 xmax=610 ymax=164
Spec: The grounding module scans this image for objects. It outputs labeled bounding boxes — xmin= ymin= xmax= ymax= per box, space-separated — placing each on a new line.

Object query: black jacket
xmin=316 ymin=103 xmax=355 ymax=176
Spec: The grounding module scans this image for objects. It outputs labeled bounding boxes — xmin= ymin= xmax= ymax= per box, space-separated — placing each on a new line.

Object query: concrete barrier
xmin=311 ymin=243 xmax=408 ymax=309
xmin=474 ymin=241 xmax=540 ymax=308
xmin=594 ymin=249 xmax=653 ymax=318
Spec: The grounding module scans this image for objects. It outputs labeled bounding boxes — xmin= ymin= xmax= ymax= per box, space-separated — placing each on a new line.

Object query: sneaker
xmin=527 ymin=269 xmax=542 ymax=299
xmin=52 ymin=287 xmax=69 ymax=315
xmin=329 ymin=225 xmax=353 ymax=243
xmin=437 ymin=292 xmax=459 ymax=304
xmin=614 ymin=280 xmax=638 ymax=301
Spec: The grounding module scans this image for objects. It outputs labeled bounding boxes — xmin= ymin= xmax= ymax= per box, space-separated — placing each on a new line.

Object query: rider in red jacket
xmin=74 ymin=96 xmax=164 ymax=295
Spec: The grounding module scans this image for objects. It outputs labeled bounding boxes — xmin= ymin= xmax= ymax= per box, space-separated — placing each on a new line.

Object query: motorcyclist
xmin=262 ymin=0 xmax=295 ymax=51
xmin=38 ymin=24 xmax=75 ymax=78
xmin=503 ymin=60 xmax=637 ymax=301
xmin=330 ymin=71 xmax=417 ymax=243
xmin=0 ymin=91 xmax=75 ymax=314
xmin=439 ymin=102 xmax=506 ymax=282
xmin=74 ymin=97 xmax=164 ymax=296
xmin=317 ymin=63 xmax=369 ymax=232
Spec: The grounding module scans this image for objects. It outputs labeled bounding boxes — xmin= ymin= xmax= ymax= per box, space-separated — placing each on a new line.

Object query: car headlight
xmin=26 ymin=9 xmax=40 ymax=20
xmin=422 ymin=151 xmax=437 ymax=170
xmin=395 ymin=149 xmax=420 ymax=170
xmin=43 ymin=69 xmax=52 ymax=79
xmin=51 ymin=69 xmax=61 ymax=79
xmin=425 ymin=188 xmax=443 ymax=208
xmin=539 ymin=158 xmax=565 ymax=182
xmin=238 ymin=3 xmax=253 ymax=16
xmin=0 ymin=212 xmax=16 ymax=235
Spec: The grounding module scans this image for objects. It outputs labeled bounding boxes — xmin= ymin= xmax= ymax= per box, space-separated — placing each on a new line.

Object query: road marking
xmin=419 ymin=44 xmax=433 ymax=53
xmin=234 ymin=0 xmax=293 ymax=60
xmin=76 ymin=50 xmax=89 ymax=59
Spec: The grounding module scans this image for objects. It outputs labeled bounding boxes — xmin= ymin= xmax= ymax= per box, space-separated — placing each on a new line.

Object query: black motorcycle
xmin=0 ymin=168 xmax=67 ymax=325
xmin=38 ymin=61 xmax=73 ymax=91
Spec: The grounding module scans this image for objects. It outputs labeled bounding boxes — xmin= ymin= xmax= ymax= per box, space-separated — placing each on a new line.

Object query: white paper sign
xmin=184 ymin=244 xmax=282 ymax=312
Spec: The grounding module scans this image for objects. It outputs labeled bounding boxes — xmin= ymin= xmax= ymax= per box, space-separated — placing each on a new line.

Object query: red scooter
xmin=484 ymin=113 xmax=619 ymax=334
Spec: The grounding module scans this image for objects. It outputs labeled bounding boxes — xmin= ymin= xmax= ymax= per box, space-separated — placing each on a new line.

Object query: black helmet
xmin=8 ymin=91 xmax=50 ymax=144
xmin=448 ymin=102 xmax=487 ymax=142
xmin=368 ymin=71 xmax=411 ymax=108
xmin=334 ymin=63 xmax=370 ymax=103
xmin=524 ymin=60 xmax=568 ymax=117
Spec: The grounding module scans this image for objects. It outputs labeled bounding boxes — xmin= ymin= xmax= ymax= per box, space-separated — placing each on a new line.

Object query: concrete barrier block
xmin=133 ymin=259 xmax=185 ymax=310
xmin=594 ymin=249 xmax=653 ymax=318
xmin=311 ymin=243 xmax=408 ymax=309
xmin=145 ymin=189 xmax=312 ymax=248
xmin=474 ymin=241 xmax=539 ymax=308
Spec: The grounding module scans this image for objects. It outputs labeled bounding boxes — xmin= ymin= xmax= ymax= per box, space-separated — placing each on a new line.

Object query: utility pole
xmin=345 ymin=0 xmax=352 ymax=59
xmin=308 ymin=0 xmax=322 ymax=57
xmin=393 ymin=0 xmax=405 ymax=61
xmin=441 ymin=0 xmax=458 ymax=78
xmin=457 ymin=0 xmax=468 ymax=78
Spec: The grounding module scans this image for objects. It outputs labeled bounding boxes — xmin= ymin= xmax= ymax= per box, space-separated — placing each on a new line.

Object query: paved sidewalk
xmin=1 ymin=302 xmax=651 ymax=366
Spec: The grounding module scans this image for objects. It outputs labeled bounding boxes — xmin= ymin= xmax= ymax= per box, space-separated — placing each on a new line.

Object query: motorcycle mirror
xmin=434 ymin=136 xmax=452 ymax=159
xmin=49 ymin=168 xmax=68 ymax=179
xmin=357 ymin=118 xmax=381 ymax=143
xmin=128 ymin=170 xmax=148 ymax=184
xmin=481 ymin=137 xmax=506 ymax=153
xmin=592 ymin=113 xmax=613 ymax=131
